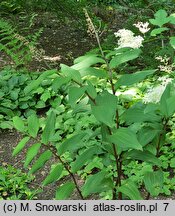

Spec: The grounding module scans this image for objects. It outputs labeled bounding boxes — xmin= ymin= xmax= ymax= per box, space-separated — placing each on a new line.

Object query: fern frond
xmin=0 ymin=18 xmax=42 ymax=68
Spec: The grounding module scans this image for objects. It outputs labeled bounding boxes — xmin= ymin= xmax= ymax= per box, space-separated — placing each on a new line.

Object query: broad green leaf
xmin=72 ymin=99 xmax=91 ymax=114
xmin=169 ymin=13 xmax=175 ymax=24
xmin=150 ymin=27 xmax=169 ymax=36
xmin=57 ymin=133 xmax=87 ymax=155
xmin=29 ymin=150 xmax=52 ymax=174
xmin=0 ymin=121 xmax=13 ymax=129
xmin=166 ymin=95 xmax=175 ymax=117
xmin=170 ymin=36 xmax=175 ymax=49
xmin=122 ymin=104 xmax=161 ymax=124
xmin=138 ymin=127 xmax=159 ymax=146
xmin=24 ymin=70 xmax=56 ymax=94
xmin=105 ymin=47 xmax=131 ymax=58
xmin=27 ymin=114 xmax=39 ymax=138
xmin=86 ymin=80 xmax=97 ymax=99
xmin=10 ymin=90 xmax=19 ymax=100
xmin=91 ymin=90 xmax=117 ymax=127
xmin=144 ymin=171 xmax=164 ymax=196
xmin=0 ymin=107 xmax=14 ymax=117
xmin=74 ymin=54 xmax=100 ymax=64
xmin=71 ymin=146 xmax=99 ymax=173
xmin=115 ymin=70 xmax=155 ymax=89
xmin=12 ymin=136 xmax=30 ymax=156
xmin=109 ymin=49 xmax=141 ymax=68
xmin=124 ymin=150 xmax=161 ymax=166
xmin=24 ymin=143 xmax=41 ymax=168
xmin=42 ymin=164 xmax=63 ymax=186
xmin=82 ymin=171 xmax=113 ymax=197
xmin=79 ymin=67 xmax=107 ymax=78
xmin=107 ymin=128 xmax=142 ymax=152
xmin=160 ymin=84 xmax=171 ymax=117
xmin=41 ymin=111 xmax=56 ymax=144
xmin=50 ymin=97 xmax=61 ymax=108
xmin=60 ymin=64 xmax=82 ymax=83
xmin=13 ymin=116 xmax=25 ymax=132
xmin=149 ymin=9 xmax=170 ymax=27
xmin=35 ymin=100 xmax=45 ymax=108
xmin=101 ymin=124 xmax=110 ymax=143
xmin=118 ymin=181 xmax=143 ymax=200
xmin=72 ymin=54 xmax=105 ymax=70
xmin=68 ymin=86 xmax=86 ymax=106
xmin=144 ymin=103 xmax=160 ymax=114
xmin=52 ymin=77 xmax=70 ymax=92
xmin=55 ymin=182 xmax=75 ymax=200
xmin=40 ymin=90 xmax=51 ymax=102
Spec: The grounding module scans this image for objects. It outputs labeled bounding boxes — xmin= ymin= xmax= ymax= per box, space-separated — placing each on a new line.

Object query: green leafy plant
xmin=0 ymin=68 xmax=65 ymax=129
xmin=0 ymin=165 xmax=38 ymax=200
xmin=11 ymin=9 xmax=175 ymax=200
xmin=0 ymin=17 xmax=42 ymax=68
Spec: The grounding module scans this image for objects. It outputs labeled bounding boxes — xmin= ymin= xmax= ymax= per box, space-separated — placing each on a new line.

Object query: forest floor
xmin=0 ymin=12 xmax=97 ymax=70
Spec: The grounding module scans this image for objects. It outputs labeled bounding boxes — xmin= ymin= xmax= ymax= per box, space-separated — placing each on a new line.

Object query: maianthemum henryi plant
xmin=12 ymin=9 xmax=175 ymax=200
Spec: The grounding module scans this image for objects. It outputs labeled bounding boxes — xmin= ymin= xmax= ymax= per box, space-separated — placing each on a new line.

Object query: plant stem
xmin=72 ymin=79 xmax=96 ymax=105
xmin=46 ymin=144 xmax=84 ymax=199
xmin=156 ymin=118 xmax=168 ymax=157
xmin=85 ymin=10 xmax=123 ymax=199
xmin=107 ymin=126 xmax=122 ymax=200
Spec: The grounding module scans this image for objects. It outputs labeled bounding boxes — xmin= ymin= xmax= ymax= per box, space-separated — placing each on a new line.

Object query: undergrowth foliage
xmin=0 ymin=18 xmax=42 ymax=68
xmin=9 ymin=9 xmax=175 ymax=200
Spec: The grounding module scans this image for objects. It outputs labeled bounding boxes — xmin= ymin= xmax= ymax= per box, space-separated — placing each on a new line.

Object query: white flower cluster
xmin=143 ymin=76 xmax=172 ymax=104
xmin=133 ymin=22 xmax=150 ymax=34
xmin=158 ymin=76 xmax=173 ymax=86
xmin=155 ymin=55 xmax=175 ymax=73
xmin=114 ymin=29 xmax=144 ymax=49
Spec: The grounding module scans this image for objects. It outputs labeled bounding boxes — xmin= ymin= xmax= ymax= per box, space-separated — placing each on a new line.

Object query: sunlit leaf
xmin=13 ymin=116 xmax=25 ymax=132
xmin=24 ymin=143 xmax=41 ymax=168
xmin=41 ymin=111 xmax=56 ymax=144
xmin=150 ymin=28 xmax=169 ymax=36
xmin=109 ymin=49 xmax=141 ymax=68
xmin=42 ymin=164 xmax=63 ymax=186
xmin=72 ymin=54 xmax=105 ymax=70
xmin=55 ymin=182 xmax=75 ymax=200
xmin=12 ymin=136 xmax=30 ymax=156
xmin=27 ymin=114 xmax=39 ymax=138
xmin=29 ymin=150 xmax=52 ymax=174
xmin=149 ymin=9 xmax=170 ymax=27
xmin=60 ymin=64 xmax=82 ymax=83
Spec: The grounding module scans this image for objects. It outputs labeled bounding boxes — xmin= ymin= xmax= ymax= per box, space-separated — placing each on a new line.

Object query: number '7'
xmin=163 ymin=203 xmax=169 ymax=211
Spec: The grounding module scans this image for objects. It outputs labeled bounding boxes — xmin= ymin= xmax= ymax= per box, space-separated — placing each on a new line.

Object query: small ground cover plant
xmin=0 ymin=164 xmax=38 ymax=200
xmin=3 ymin=9 xmax=175 ymax=200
